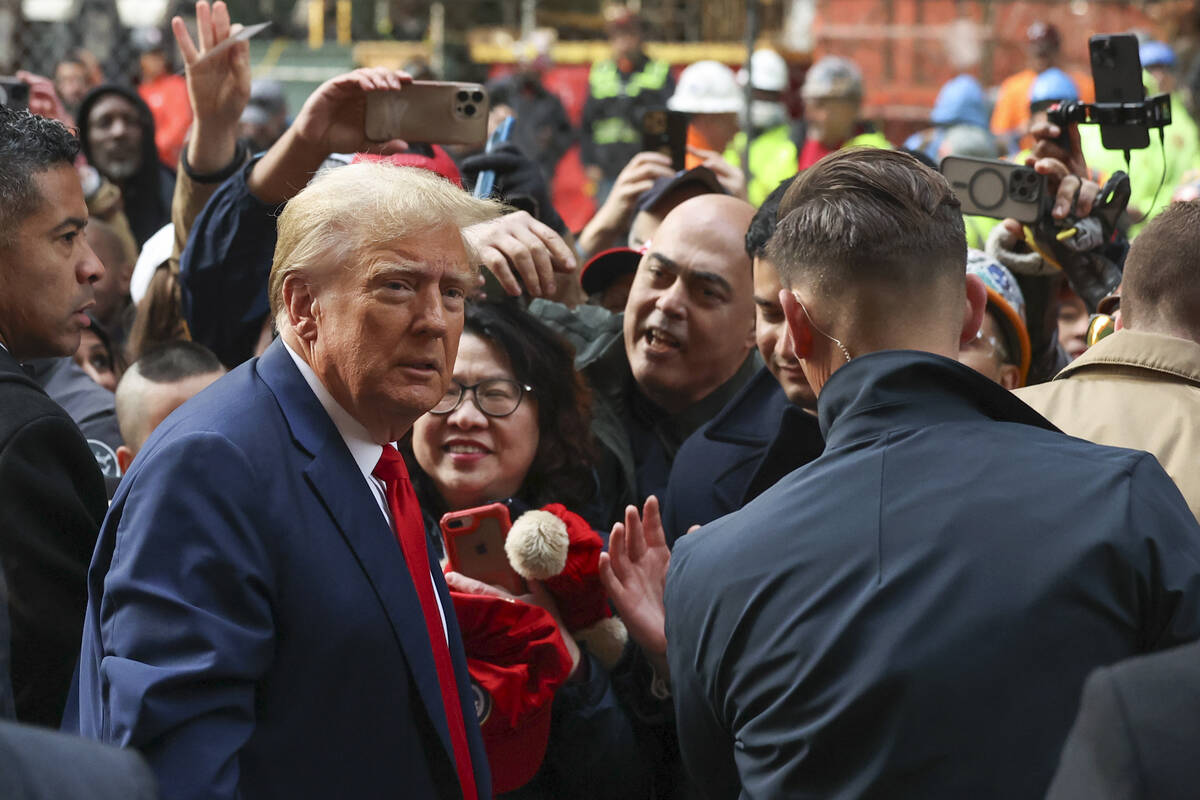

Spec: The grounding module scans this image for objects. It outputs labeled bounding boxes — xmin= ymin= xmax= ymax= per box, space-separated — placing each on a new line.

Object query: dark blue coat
xmin=665 ymin=350 xmax=1200 ymax=800
xmin=179 ymin=158 xmax=277 ymax=368
xmin=74 ymin=340 xmax=490 ymax=800
xmin=661 ymin=366 xmax=823 ymax=546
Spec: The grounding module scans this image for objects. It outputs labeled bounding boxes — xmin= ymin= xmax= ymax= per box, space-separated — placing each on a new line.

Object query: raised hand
xmin=598 ymin=495 xmax=671 ymax=678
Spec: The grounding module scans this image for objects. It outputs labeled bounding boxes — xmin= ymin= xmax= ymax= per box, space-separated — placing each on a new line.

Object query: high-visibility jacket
xmin=580 ymin=55 xmax=674 ymax=180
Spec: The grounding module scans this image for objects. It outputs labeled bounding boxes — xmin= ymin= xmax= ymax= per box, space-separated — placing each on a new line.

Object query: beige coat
xmin=1017 ymin=330 xmax=1200 ymax=521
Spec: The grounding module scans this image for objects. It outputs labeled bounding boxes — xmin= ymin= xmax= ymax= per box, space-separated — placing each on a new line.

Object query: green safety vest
xmin=725 ymin=127 xmax=892 ymax=206
xmin=588 ymin=58 xmax=671 ymax=100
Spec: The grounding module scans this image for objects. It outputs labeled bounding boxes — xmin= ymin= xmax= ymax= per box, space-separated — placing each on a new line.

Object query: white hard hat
xmin=738 ymin=49 xmax=788 ymax=92
xmin=668 ymin=60 xmax=742 ymax=114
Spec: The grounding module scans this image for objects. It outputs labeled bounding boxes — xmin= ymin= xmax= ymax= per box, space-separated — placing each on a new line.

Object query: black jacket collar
xmin=818 ymin=350 xmax=1058 ymax=451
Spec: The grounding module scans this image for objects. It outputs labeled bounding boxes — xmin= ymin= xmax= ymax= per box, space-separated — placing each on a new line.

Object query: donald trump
xmin=75 ymin=162 xmax=501 ymax=800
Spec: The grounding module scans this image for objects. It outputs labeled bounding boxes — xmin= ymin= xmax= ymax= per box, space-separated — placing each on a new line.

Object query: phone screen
xmin=642 ymin=109 xmax=688 ymax=171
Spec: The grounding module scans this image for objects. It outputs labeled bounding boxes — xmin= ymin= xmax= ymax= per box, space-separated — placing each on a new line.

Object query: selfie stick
xmin=473 ymin=116 xmax=515 ymax=199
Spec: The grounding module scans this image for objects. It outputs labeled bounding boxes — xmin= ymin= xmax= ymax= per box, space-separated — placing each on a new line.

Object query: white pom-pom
xmin=576 ymin=616 xmax=629 ymax=671
xmin=506 ymin=509 xmax=569 ymax=580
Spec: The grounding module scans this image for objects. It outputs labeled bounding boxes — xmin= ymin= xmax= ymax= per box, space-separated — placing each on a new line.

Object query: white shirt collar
xmin=282 ymin=339 xmax=389 ymax=480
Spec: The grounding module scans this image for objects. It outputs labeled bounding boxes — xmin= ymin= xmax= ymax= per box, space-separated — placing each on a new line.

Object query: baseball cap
xmin=451 ymin=591 xmax=573 ymax=794
xmin=966 ymin=248 xmax=1031 ymax=384
xmin=351 ymin=145 xmax=464 ymax=188
xmin=634 ymin=165 xmax=726 ymax=215
xmin=581 ymin=246 xmax=644 ymax=295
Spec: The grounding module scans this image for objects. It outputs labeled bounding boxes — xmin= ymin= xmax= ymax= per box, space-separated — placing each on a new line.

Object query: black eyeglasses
xmin=429 ymin=379 xmax=533 ymax=418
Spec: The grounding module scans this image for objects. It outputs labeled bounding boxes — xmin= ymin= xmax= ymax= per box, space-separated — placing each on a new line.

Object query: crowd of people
xmin=2 ymin=1 xmax=1199 ymax=798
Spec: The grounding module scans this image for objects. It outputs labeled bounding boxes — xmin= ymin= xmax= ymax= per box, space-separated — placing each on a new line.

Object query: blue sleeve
xmin=539 ymin=652 xmax=652 ymax=799
xmin=179 ymin=157 xmax=280 ymax=368
xmin=86 ymin=432 xmax=275 ymax=800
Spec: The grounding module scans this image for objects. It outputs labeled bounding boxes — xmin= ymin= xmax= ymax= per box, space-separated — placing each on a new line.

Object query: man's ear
xmin=961 ymin=274 xmax=988 ymax=348
xmin=116 ymin=445 xmax=133 ymax=475
xmin=779 ymin=288 xmax=815 ymax=359
xmin=282 ymin=273 xmax=318 ymax=342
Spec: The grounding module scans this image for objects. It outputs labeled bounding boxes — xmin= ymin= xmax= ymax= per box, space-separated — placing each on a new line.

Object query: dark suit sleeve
xmin=0 ymin=415 xmax=104 ymax=726
xmin=92 ymin=432 xmax=274 ymax=800
xmin=1044 ymin=666 xmax=1140 ymax=800
xmin=179 ymin=158 xmax=278 ymax=368
xmin=0 ymin=719 xmax=159 ymax=800
xmin=665 ymin=540 xmax=741 ymax=800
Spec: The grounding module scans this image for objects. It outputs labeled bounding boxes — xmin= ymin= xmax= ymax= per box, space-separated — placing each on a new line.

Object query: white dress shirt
xmin=284 ymin=340 xmax=448 ymax=640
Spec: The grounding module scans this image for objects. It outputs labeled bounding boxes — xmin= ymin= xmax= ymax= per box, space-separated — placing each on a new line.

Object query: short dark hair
xmin=0 ymin=106 xmax=81 ymax=248
xmin=745 ymin=175 xmax=797 ymax=259
xmin=1122 ymin=199 xmax=1200 ymax=334
xmin=766 ymin=148 xmax=966 ymax=294
xmin=133 ymin=340 xmax=224 ymax=384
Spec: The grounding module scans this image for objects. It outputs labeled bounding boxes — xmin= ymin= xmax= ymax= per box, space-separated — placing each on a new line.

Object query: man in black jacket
xmin=664 ymin=149 xmax=1200 ymax=798
xmin=0 ymin=105 xmax=108 ymax=726
xmin=661 ymin=176 xmax=823 ymax=545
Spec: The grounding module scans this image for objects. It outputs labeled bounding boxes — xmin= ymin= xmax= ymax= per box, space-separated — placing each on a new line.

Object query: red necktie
xmin=374 ymin=445 xmax=478 ymax=800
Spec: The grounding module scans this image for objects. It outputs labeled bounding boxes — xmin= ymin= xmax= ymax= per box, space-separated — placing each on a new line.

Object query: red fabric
xmin=450 ymin=590 xmax=572 ymax=793
xmin=536 ymin=504 xmax=612 ymax=632
xmin=798 ymin=138 xmax=837 ymax=171
xmin=138 ymin=74 xmax=192 ymax=169
xmin=352 ymin=146 xmax=463 ymax=188
xmin=374 ymin=446 xmax=478 ymax=800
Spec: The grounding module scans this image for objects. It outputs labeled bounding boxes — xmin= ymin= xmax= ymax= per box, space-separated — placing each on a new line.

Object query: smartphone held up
xmin=364 ymin=81 xmax=490 ymax=147
xmin=441 ymin=503 xmax=527 ymax=596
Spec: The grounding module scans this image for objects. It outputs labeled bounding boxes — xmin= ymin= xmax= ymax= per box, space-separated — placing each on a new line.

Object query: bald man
xmin=533 ymin=193 xmax=759 ymax=527
xmin=114 ymin=341 xmax=224 ymax=473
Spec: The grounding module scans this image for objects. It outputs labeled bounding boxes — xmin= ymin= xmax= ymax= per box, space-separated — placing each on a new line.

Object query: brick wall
xmin=813 ymin=0 xmax=1161 ymax=143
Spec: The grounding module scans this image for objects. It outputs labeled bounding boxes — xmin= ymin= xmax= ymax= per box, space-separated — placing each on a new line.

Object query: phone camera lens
xmin=456 ymin=90 xmax=469 ymax=101
xmin=464 ymin=103 xmax=476 ymax=116
xmin=471 ymin=91 xmax=484 ymax=103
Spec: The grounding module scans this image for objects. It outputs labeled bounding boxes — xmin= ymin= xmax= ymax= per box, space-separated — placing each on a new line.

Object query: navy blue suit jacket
xmin=74 ymin=340 xmax=490 ymax=800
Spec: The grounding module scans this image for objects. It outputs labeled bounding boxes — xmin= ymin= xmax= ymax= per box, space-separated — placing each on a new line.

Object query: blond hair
xmin=268 ymin=162 xmax=503 ymax=326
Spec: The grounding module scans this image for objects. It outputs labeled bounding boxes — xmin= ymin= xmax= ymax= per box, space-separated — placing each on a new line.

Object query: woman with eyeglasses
xmin=405 ymin=300 xmax=649 ymax=800
xmin=408 ymin=300 xmax=599 ymax=531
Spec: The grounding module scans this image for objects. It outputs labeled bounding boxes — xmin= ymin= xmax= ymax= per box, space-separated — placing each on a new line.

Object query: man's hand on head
xmin=598 ymin=495 xmax=671 ymax=680
xmin=464 ymin=210 xmax=577 ymax=298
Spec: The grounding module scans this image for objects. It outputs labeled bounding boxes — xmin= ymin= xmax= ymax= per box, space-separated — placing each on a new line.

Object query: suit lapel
xmin=256 ymin=341 xmax=456 ymax=765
